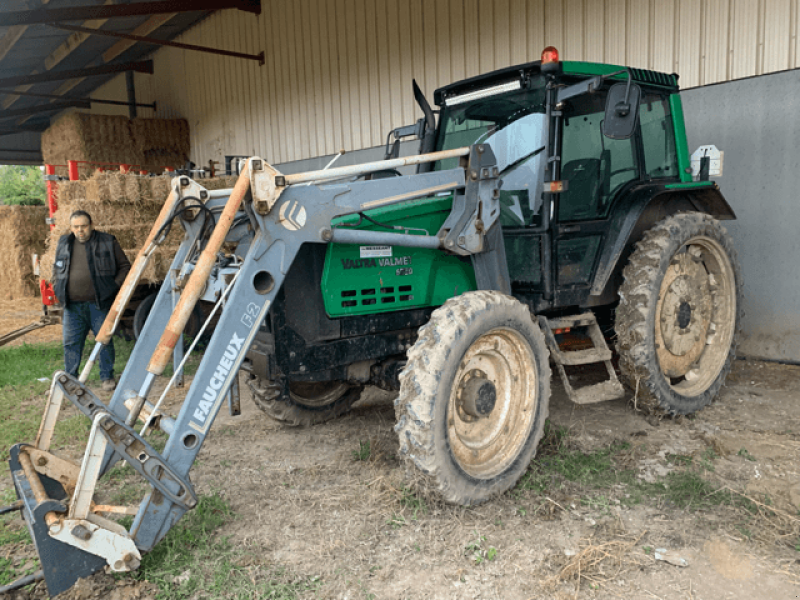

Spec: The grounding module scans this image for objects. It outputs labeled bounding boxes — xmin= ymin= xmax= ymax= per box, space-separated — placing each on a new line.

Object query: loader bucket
xmin=8 ymin=444 xmax=107 ymax=596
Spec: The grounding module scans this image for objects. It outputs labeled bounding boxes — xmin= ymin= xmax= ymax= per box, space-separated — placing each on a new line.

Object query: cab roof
xmin=434 ymin=60 xmax=680 ymax=107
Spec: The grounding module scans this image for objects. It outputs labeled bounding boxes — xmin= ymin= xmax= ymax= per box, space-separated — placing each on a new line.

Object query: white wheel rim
xmin=655 ymin=236 xmax=736 ymax=396
xmin=447 ymin=327 xmax=538 ymax=479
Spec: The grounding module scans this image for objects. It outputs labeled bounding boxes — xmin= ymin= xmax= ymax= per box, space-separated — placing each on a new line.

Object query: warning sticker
xmin=360 ymin=245 xmax=392 ymax=258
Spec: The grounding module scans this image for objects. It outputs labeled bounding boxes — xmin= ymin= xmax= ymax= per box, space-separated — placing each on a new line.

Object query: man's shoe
xmin=102 ymin=379 xmax=116 ymax=392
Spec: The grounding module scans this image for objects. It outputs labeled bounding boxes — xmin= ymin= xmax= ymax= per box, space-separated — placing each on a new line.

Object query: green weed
xmin=399 ymin=487 xmax=427 ymax=518
xmin=464 ymin=531 xmax=496 ymax=564
xmin=352 ymin=440 xmax=371 ymax=461
xmin=738 ymin=448 xmax=756 ymax=462
xmin=387 ymin=514 xmax=406 ymax=530
xmin=516 ymin=423 xmax=629 ymax=494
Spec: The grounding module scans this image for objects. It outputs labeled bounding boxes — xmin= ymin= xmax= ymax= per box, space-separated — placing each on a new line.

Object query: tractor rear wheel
xmin=394 ymin=291 xmax=550 ymax=506
xmin=246 ymin=376 xmax=363 ymax=426
xmin=615 ymin=212 xmax=742 ymax=415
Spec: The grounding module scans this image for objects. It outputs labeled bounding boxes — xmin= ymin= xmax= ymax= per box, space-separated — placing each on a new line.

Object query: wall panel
xmin=77 ymin=0 xmax=800 ymax=166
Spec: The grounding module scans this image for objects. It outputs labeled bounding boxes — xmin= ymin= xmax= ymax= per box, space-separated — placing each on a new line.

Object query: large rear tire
xmin=394 ymin=290 xmax=551 ymax=506
xmin=247 ymin=376 xmax=363 ymax=427
xmin=615 ymin=212 xmax=742 ymax=415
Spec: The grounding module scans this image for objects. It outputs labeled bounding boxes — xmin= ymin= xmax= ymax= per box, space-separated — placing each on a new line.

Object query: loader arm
xmin=5 ymin=145 xmax=502 ymax=597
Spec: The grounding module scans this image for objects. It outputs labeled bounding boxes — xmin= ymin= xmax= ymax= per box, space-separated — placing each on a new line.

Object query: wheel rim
xmin=654 ymin=236 xmax=736 ymax=396
xmin=289 ymin=381 xmax=350 ymax=408
xmin=447 ymin=327 xmax=538 ymax=479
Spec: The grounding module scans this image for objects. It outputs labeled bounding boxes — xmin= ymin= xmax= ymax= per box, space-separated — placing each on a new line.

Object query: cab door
xmin=554 ymin=91 xmax=640 ymax=302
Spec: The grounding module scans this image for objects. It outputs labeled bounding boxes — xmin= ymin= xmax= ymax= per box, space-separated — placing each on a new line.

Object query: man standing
xmin=52 ymin=210 xmax=131 ymax=391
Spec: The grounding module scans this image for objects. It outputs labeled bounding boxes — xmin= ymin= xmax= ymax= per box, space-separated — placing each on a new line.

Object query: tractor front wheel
xmin=247 ymin=376 xmax=363 ymax=426
xmin=394 ymin=291 xmax=551 ymax=506
xmin=615 ymin=212 xmax=742 ymax=415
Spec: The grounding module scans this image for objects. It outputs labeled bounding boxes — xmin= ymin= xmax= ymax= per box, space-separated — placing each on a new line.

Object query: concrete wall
xmin=682 ymin=69 xmax=800 ymax=363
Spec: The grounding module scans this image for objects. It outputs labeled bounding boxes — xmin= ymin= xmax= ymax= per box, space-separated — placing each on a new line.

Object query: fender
xmin=589 ymin=182 xmax=736 ymax=298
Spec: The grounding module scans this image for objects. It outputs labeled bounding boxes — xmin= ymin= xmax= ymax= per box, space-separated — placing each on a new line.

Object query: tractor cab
xmin=431 ymin=49 xmax=685 ymax=311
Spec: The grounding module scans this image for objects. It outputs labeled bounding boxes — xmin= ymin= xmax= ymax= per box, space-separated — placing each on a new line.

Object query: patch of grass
xmin=352 ymin=440 xmax=371 ymax=462
xmin=0 ymin=490 xmax=39 ymax=586
xmin=516 ymin=422 xmax=630 ymax=495
xmin=699 ymin=447 xmax=718 ymax=472
xmin=0 ymin=341 xmax=64 ymax=387
xmin=399 ymin=486 xmax=427 ymax=518
xmin=665 ymin=453 xmax=693 ymax=466
xmin=0 ymin=337 xmax=192 ymax=462
xmin=738 ymin=448 xmax=756 ymax=462
xmin=0 ymin=384 xmax=88 ymax=461
xmin=464 ymin=531 xmax=496 ymax=565
xmin=386 ymin=514 xmax=405 ymax=529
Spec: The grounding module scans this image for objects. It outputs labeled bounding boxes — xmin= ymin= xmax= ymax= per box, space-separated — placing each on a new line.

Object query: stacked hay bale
xmin=40 ymin=172 xmax=239 ymax=286
xmin=131 ymin=118 xmax=190 ymax=171
xmin=0 ymin=206 xmax=49 ymax=299
xmin=41 ymin=113 xmax=143 ymax=178
xmin=41 ymin=113 xmax=190 ymax=175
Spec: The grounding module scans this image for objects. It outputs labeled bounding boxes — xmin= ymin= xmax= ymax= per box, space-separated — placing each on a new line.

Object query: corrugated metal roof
xmin=0 ymin=0 xmax=216 ymax=163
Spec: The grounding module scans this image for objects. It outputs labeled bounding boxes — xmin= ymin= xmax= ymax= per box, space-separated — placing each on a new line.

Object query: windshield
xmin=434 ymin=77 xmax=548 ymax=226
xmin=434 ymin=77 xmax=547 ymax=171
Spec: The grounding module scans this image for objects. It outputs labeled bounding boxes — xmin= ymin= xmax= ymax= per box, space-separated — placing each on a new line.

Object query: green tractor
xmin=244 ymin=50 xmax=741 ymax=505
xmin=3 ymin=49 xmax=743 ymax=597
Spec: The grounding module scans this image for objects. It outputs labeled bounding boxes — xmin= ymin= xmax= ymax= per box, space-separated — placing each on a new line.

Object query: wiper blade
xmin=499 ymin=145 xmax=545 ymax=176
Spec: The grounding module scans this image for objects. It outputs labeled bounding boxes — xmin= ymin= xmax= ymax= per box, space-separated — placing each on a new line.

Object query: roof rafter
xmin=103 ymin=13 xmax=177 ymax=63
xmin=0 ymin=60 xmax=154 ymax=89
xmin=0 ymin=0 xmax=260 ymax=27
xmin=0 ymin=100 xmax=91 ymax=120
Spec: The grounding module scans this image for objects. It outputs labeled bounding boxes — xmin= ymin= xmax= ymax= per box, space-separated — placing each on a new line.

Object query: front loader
xmin=2 ymin=48 xmax=742 ymax=597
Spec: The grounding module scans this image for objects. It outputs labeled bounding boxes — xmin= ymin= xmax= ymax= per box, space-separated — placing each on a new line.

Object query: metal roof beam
xmin=103 ymin=13 xmax=177 ymax=63
xmin=0 ymin=89 xmax=156 ymax=110
xmin=0 ymin=0 xmax=261 ymax=27
xmin=0 ymin=100 xmax=91 ymax=120
xmin=0 ymin=123 xmax=49 ymax=137
xmin=52 ymin=22 xmax=265 ymax=64
xmin=0 ymin=26 xmax=27 ymax=62
xmin=43 ymin=0 xmax=116 ymax=72
xmin=0 ymin=60 xmax=153 ymax=89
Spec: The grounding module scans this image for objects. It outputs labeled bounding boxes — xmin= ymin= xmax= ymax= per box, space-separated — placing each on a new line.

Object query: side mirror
xmin=603 ymin=82 xmax=641 ymax=140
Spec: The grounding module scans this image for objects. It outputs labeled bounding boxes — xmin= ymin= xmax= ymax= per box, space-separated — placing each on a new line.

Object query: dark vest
xmin=52 ymin=231 xmax=120 ymax=310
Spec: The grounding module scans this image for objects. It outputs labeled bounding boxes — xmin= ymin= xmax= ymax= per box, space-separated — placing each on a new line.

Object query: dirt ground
xmin=0 ymin=298 xmax=62 ymax=347
xmin=2 ymin=298 xmax=800 ymax=599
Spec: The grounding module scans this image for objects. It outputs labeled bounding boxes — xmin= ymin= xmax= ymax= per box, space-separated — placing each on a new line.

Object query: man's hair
xmin=69 ymin=210 xmax=92 ymax=224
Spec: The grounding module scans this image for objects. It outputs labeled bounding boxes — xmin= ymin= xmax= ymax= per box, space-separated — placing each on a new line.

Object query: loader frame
xmin=6 ymin=144 xmax=504 ymax=596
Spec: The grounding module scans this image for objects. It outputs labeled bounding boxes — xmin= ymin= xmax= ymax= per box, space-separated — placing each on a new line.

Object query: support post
xmin=126 ymin=71 xmax=137 ymax=119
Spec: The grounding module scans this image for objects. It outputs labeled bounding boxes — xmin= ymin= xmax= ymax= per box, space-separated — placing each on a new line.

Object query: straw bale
xmin=131 ymin=118 xmax=189 ymax=171
xmin=202 ymin=175 xmax=238 ymax=190
xmin=41 ymin=113 xmax=144 ymax=177
xmin=38 ymin=169 xmax=244 ymax=287
xmin=148 ymin=176 xmax=172 ymax=204
xmin=41 ymin=173 xmax=183 ymax=285
xmin=0 ymin=206 xmax=49 ymax=299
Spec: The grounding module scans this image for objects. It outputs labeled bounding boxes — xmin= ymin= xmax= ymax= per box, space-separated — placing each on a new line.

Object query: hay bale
xmin=0 ymin=206 xmax=49 ymax=299
xmin=132 ymin=118 xmax=190 ymax=171
xmin=42 ymin=173 xmax=192 ymax=285
xmin=41 ymin=113 xmax=145 ymax=177
xmin=39 ymin=171 xmax=244 ymax=287
xmin=202 ymin=175 xmax=238 ymax=190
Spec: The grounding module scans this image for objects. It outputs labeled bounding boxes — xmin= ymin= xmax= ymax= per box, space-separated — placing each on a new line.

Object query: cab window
xmin=640 ymin=94 xmax=678 ymax=179
xmin=558 ymin=92 xmax=639 ymax=222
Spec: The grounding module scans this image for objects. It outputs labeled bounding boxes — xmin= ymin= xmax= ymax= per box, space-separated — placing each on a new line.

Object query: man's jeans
xmin=62 ymin=302 xmax=115 ymax=381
